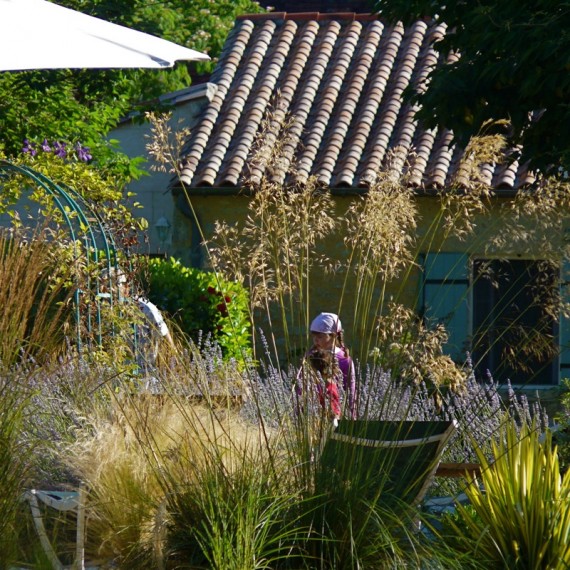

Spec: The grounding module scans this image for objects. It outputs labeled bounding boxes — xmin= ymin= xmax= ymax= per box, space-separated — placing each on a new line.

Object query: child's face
xmin=311 ymin=331 xmax=335 ymax=350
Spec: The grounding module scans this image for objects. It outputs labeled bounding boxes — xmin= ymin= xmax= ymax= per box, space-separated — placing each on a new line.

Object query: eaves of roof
xmin=176 ymin=12 xmax=535 ymax=194
xmin=118 ymin=83 xmax=217 ymax=125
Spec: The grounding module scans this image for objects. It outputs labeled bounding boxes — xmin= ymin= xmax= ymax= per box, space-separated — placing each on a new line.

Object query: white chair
xmin=23 ymin=487 xmax=86 ymax=570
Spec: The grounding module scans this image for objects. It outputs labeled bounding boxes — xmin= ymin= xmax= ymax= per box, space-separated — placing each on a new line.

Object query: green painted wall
xmin=172 ymin=191 xmax=566 ymax=368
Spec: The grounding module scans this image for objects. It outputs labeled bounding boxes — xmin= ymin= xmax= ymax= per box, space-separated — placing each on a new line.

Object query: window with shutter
xmin=471 ymin=259 xmax=558 ymax=386
xmin=420 ymin=254 xmax=562 ymax=385
xmin=420 ymin=253 xmax=470 ymax=363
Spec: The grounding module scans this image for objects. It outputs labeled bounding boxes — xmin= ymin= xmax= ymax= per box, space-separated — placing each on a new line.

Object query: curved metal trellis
xmin=0 ymin=158 xmax=120 ymax=352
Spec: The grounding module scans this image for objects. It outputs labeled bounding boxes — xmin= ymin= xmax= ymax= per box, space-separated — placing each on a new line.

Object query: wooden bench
xmin=435 ymin=462 xmax=481 ymax=478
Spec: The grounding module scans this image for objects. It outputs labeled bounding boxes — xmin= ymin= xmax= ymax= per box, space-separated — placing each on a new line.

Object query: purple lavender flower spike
xmin=41 ymin=139 xmax=51 ymax=152
xmin=53 ymin=141 xmax=67 ymax=158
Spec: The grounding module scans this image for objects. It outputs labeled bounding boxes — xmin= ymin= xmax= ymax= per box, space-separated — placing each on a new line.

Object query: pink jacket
xmin=334 ymin=346 xmax=356 ymax=419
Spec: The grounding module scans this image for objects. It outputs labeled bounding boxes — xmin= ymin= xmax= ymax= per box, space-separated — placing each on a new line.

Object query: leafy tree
xmin=0 ymin=0 xmax=264 ymax=164
xmin=373 ymin=0 xmax=570 ymax=173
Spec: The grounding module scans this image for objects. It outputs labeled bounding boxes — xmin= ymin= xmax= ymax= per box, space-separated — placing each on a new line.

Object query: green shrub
xmin=144 ymin=257 xmax=251 ymax=361
xmin=553 ymin=379 xmax=570 ymax=473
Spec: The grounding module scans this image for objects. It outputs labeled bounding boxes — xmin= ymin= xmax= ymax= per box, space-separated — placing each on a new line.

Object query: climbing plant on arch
xmin=0 ymin=150 xmax=146 ymax=356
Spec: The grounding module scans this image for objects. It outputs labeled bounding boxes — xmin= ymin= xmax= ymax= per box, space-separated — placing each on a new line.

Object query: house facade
xmin=108 ymin=83 xmax=216 ymax=256
xmin=157 ymin=11 xmax=568 ymax=386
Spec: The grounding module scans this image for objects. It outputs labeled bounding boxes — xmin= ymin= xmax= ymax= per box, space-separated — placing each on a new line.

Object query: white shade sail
xmin=0 ymin=0 xmax=210 ymax=71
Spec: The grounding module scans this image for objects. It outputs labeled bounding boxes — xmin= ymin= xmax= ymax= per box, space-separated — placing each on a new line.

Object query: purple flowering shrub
xmin=15 ymin=353 xmax=118 ymax=487
xmin=240 ymin=352 xmax=549 ymax=498
xmin=240 ymin=361 xmax=299 ymax=429
xmin=157 ymin=332 xmax=254 ymax=408
xmin=242 ymin=359 xmax=547 ymax=449
xmin=22 ymin=138 xmax=92 ymax=162
xmin=3 ymin=136 xmax=133 ymax=210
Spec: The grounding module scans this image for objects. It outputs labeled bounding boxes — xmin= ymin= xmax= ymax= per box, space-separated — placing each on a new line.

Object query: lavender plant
xmin=23 ymin=352 xmax=120 ymax=487
xmin=241 ymin=352 xmax=549 ymax=502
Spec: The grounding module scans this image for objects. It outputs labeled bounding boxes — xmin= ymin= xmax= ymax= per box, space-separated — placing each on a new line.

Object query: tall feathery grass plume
xmin=342 ymin=150 xmax=419 ymax=362
xmin=145 ymin=111 xmax=191 ymax=176
xmin=209 ymin=102 xmax=339 ymax=364
xmin=439 ymin=121 xmax=508 ymax=241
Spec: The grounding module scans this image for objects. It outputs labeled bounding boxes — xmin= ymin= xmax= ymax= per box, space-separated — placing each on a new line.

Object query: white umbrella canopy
xmin=0 ymin=0 xmax=210 ymax=71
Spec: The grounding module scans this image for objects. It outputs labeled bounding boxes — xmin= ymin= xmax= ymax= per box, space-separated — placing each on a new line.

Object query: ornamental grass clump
xmin=0 ymin=227 xmax=73 ymax=367
xmin=444 ymin=419 xmax=570 ymax=569
xmin=0 ymin=371 xmax=36 ymax=561
xmin=165 ymin=440 xmax=304 ymax=570
xmin=370 ymin=301 xmax=466 ymax=391
xmin=65 ymin=386 xmax=277 ymax=568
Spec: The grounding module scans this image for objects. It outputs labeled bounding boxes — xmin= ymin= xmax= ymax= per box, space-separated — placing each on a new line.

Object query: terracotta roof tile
xmin=178 ymin=13 xmax=530 ymax=192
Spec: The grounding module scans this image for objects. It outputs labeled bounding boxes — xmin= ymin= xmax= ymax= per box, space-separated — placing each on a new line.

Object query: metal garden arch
xmin=0 ymin=158 xmax=120 ymax=352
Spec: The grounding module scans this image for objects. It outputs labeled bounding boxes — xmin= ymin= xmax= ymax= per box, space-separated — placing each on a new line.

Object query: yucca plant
xmin=444 ymin=419 xmax=570 ymax=568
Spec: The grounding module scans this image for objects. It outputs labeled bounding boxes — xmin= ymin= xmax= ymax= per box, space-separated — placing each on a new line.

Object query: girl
xmin=307 ymin=312 xmax=356 ymax=419
xmin=307 ymin=347 xmax=342 ymax=423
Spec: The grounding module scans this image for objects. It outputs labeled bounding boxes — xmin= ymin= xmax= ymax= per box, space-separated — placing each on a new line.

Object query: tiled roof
xmin=177 ymin=12 xmax=534 ymax=192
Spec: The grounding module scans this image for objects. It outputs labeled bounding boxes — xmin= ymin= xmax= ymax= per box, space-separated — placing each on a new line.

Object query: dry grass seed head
xmin=375 ymin=302 xmax=466 ymax=389
xmin=145 ymin=111 xmax=191 ymax=175
xmin=211 ymin=107 xmax=339 ymax=308
xmin=500 ymin=175 xmax=570 ymax=258
xmin=441 ymin=127 xmax=508 ymax=239
xmin=345 ymin=171 xmax=417 ymax=281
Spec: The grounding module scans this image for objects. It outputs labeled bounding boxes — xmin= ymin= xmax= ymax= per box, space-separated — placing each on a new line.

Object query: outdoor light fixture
xmin=154 ymin=216 xmax=171 ymax=247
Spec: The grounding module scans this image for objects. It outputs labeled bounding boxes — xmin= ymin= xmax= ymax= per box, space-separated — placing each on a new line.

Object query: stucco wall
xmin=109 ymin=84 xmax=215 ymax=255
xmin=172 ymin=191 xmax=567 ymax=369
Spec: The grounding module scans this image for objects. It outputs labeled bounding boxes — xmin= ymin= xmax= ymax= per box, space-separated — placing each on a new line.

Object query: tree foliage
xmin=0 ymin=0 xmax=263 ymax=163
xmin=373 ymin=0 xmax=570 ymax=173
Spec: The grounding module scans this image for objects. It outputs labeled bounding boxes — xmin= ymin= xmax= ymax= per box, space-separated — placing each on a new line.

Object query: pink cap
xmin=310 ymin=312 xmax=342 ymax=334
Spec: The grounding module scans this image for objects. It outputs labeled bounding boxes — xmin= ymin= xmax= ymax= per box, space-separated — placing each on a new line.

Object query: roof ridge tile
xmin=237 ymin=12 xmax=377 ymax=22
